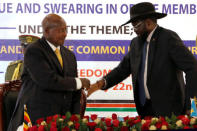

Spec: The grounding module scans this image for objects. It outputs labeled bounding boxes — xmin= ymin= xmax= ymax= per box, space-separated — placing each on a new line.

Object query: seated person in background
xmin=3 ymin=35 xmax=39 ymax=131
xmin=5 ymin=35 xmax=40 ymax=81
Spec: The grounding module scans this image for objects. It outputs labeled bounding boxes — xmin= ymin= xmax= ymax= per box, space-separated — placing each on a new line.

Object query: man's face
xmin=132 ymin=20 xmax=146 ymax=36
xmin=46 ymin=22 xmax=67 ymax=47
xmin=132 ymin=20 xmax=149 ymax=40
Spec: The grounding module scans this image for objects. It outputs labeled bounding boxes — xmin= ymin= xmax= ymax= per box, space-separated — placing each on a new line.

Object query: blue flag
xmin=191 ymin=99 xmax=197 ymax=116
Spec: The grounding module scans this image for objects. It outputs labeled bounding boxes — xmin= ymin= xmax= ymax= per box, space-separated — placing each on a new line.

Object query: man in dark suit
xmin=8 ymin=14 xmax=90 ymax=131
xmin=87 ymin=2 xmax=197 ymax=118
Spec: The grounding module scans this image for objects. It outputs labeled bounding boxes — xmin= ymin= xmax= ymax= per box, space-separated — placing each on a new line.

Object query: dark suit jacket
xmin=102 ymin=26 xmax=197 ymax=116
xmin=8 ymin=37 xmax=81 ymax=131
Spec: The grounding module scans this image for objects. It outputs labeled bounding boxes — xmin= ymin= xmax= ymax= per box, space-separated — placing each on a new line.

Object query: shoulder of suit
xmin=9 ymin=60 xmax=23 ymax=66
xmin=62 ymin=46 xmax=75 ymax=55
xmin=61 ymin=45 xmax=71 ymax=52
xmin=25 ymin=40 xmax=42 ymax=52
xmin=157 ymin=27 xmax=178 ymax=39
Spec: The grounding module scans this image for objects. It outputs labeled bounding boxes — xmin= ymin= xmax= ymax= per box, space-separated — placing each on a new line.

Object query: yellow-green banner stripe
xmin=86 ymin=108 xmax=136 ymax=112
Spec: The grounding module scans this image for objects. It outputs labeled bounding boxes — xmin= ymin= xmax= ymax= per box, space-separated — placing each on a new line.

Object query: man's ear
xmin=45 ymin=28 xmax=49 ymax=33
xmin=145 ymin=19 xmax=153 ymax=30
xmin=44 ymin=28 xmax=49 ymax=37
xmin=144 ymin=19 xmax=151 ymax=26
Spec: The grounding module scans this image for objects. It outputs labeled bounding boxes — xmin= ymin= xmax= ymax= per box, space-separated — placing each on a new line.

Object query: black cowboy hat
xmin=121 ymin=2 xmax=167 ymax=26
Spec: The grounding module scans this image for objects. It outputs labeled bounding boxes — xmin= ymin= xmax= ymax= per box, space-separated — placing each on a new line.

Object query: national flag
xmin=23 ymin=105 xmax=32 ymax=131
xmin=191 ymin=97 xmax=197 ymax=117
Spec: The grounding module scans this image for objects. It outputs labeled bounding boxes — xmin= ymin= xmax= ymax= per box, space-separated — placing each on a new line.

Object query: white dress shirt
xmin=144 ymin=25 xmax=158 ymax=99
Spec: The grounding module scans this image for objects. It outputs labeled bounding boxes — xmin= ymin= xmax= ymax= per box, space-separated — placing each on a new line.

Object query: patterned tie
xmin=138 ymin=41 xmax=148 ymax=106
xmin=55 ymin=48 xmax=63 ymax=68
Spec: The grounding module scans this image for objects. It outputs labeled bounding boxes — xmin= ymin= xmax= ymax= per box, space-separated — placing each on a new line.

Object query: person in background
xmin=8 ymin=14 xmax=90 ymax=131
xmin=87 ymin=2 xmax=197 ymax=118
xmin=5 ymin=35 xmax=39 ymax=81
xmin=3 ymin=35 xmax=39 ymax=131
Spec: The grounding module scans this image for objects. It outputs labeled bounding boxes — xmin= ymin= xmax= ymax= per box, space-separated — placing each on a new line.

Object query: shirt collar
xmin=46 ymin=40 xmax=60 ymax=51
xmin=146 ymin=25 xmax=158 ymax=43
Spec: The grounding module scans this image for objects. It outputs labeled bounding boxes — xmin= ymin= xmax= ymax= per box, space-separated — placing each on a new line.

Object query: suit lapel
xmin=135 ymin=38 xmax=144 ymax=77
xmin=40 ymin=37 xmax=64 ymax=75
xmin=60 ymin=46 xmax=69 ymax=75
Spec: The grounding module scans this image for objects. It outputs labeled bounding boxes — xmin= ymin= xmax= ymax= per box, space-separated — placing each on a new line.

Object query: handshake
xmin=80 ymin=78 xmax=105 ymax=97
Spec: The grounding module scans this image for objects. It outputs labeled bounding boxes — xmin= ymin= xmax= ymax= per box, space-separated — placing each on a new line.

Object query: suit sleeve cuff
xmin=75 ymin=78 xmax=82 ymax=90
xmin=101 ymin=78 xmax=107 ymax=90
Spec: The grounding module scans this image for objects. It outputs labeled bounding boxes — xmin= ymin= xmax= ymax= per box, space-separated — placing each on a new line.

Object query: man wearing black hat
xmin=87 ymin=2 xmax=197 ymax=117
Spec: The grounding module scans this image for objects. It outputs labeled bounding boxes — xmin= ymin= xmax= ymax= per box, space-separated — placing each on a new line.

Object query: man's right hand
xmin=87 ymin=79 xmax=105 ymax=97
xmin=80 ymin=78 xmax=90 ymax=90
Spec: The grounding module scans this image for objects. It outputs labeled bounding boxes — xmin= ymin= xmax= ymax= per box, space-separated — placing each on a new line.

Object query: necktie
xmin=55 ymin=48 xmax=63 ymax=68
xmin=138 ymin=41 xmax=148 ymax=106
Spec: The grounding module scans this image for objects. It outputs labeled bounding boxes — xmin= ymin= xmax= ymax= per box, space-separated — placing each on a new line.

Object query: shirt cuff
xmin=75 ymin=78 xmax=82 ymax=90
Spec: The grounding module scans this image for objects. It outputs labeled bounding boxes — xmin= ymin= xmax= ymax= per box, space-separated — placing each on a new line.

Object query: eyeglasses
xmin=133 ymin=21 xmax=144 ymax=30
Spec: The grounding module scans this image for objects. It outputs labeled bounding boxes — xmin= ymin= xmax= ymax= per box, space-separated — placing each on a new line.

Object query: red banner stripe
xmin=86 ymin=103 xmax=136 ymax=108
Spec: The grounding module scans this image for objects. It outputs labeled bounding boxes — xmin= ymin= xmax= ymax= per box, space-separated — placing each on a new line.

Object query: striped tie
xmin=55 ymin=48 xmax=63 ymax=68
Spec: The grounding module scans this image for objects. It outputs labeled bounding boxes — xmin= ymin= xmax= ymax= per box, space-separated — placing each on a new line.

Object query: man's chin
xmin=59 ymin=41 xmax=65 ymax=45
